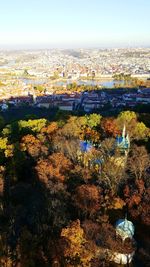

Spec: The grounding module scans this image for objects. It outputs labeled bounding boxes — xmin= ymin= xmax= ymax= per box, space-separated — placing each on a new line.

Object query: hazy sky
xmin=0 ymin=0 xmax=150 ymax=49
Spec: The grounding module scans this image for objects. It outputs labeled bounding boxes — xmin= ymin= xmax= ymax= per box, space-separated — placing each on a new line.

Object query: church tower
xmin=116 ymin=125 xmax=130 ymax=154
xmin=122 ymin=125 xmax=126 ymax=139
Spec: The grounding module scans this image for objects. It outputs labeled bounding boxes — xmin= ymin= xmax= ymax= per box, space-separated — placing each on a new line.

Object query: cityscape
xmin=0 ymin=48 xmax=150 ymax=113
xmin=0 ymin=1 xmax=150 ymax=267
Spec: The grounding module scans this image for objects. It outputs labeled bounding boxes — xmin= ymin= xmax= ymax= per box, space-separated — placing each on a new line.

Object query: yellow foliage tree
xmin=61 ymin=220 xmax=96 ymax=266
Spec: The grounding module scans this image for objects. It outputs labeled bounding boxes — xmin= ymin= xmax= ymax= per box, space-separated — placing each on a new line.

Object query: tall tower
xmin=32 ymin=90 xmax=37 ymax=104
xmin=116 ymin=125 xmax=130 ymax=154
xmin=122 ymin=125 xmax=126 ymax=140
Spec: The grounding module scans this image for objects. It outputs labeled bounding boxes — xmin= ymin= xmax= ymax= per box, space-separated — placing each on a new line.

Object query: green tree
xmin=86 ymin=114 xmax=102 ymax=129
xmin=133 ymin=122 xmax=150 ymax=140
xmin=34 ymin=85 xmax=45 ymax=94
xmin=117 ymin=111 xmax=137 ymax=125
xmin=23 ymin=69 xmax=29 ymax=76
xmin=18 ymin=119 xmax=47 ymax=133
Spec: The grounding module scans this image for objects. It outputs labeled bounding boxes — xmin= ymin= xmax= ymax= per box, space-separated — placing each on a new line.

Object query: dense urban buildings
xmin=0 ymin=48 xmax=150 ymax=113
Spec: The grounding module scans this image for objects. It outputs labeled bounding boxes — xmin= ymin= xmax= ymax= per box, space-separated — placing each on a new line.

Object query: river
xmin=22 ymin=78 xmax=125 ymax=88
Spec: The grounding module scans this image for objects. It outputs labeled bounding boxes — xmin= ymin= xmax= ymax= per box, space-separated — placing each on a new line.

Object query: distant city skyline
xmin=0 ymin=0 xmax=150 ymax=49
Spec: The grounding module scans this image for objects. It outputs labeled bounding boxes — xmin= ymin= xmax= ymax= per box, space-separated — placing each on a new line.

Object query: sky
xmin=0 ymin=0 xmax=150 ymax=49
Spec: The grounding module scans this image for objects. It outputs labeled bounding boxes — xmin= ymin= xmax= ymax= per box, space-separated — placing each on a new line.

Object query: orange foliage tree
xmin=20 ymin=134 xmax=48 ymax=158
xmin=101 ymin=118 xmax=120 ymax=137
xmin=36 ymin=152 xmax=72 ymax=184
xmin=74 ymin=184 xmax=101 ymax=216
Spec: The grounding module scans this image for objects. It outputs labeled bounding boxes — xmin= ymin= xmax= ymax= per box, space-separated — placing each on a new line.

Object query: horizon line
xmin=0 ymin=44 xmax=150 ymax=51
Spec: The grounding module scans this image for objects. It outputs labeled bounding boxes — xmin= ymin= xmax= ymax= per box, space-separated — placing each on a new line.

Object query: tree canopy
xmin=0 ymin=110 xmax=149 ymax=266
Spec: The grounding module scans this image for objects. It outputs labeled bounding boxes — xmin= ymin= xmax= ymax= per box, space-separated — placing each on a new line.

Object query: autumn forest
xmin=0 ymin=110 xmax=150 ymax=267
